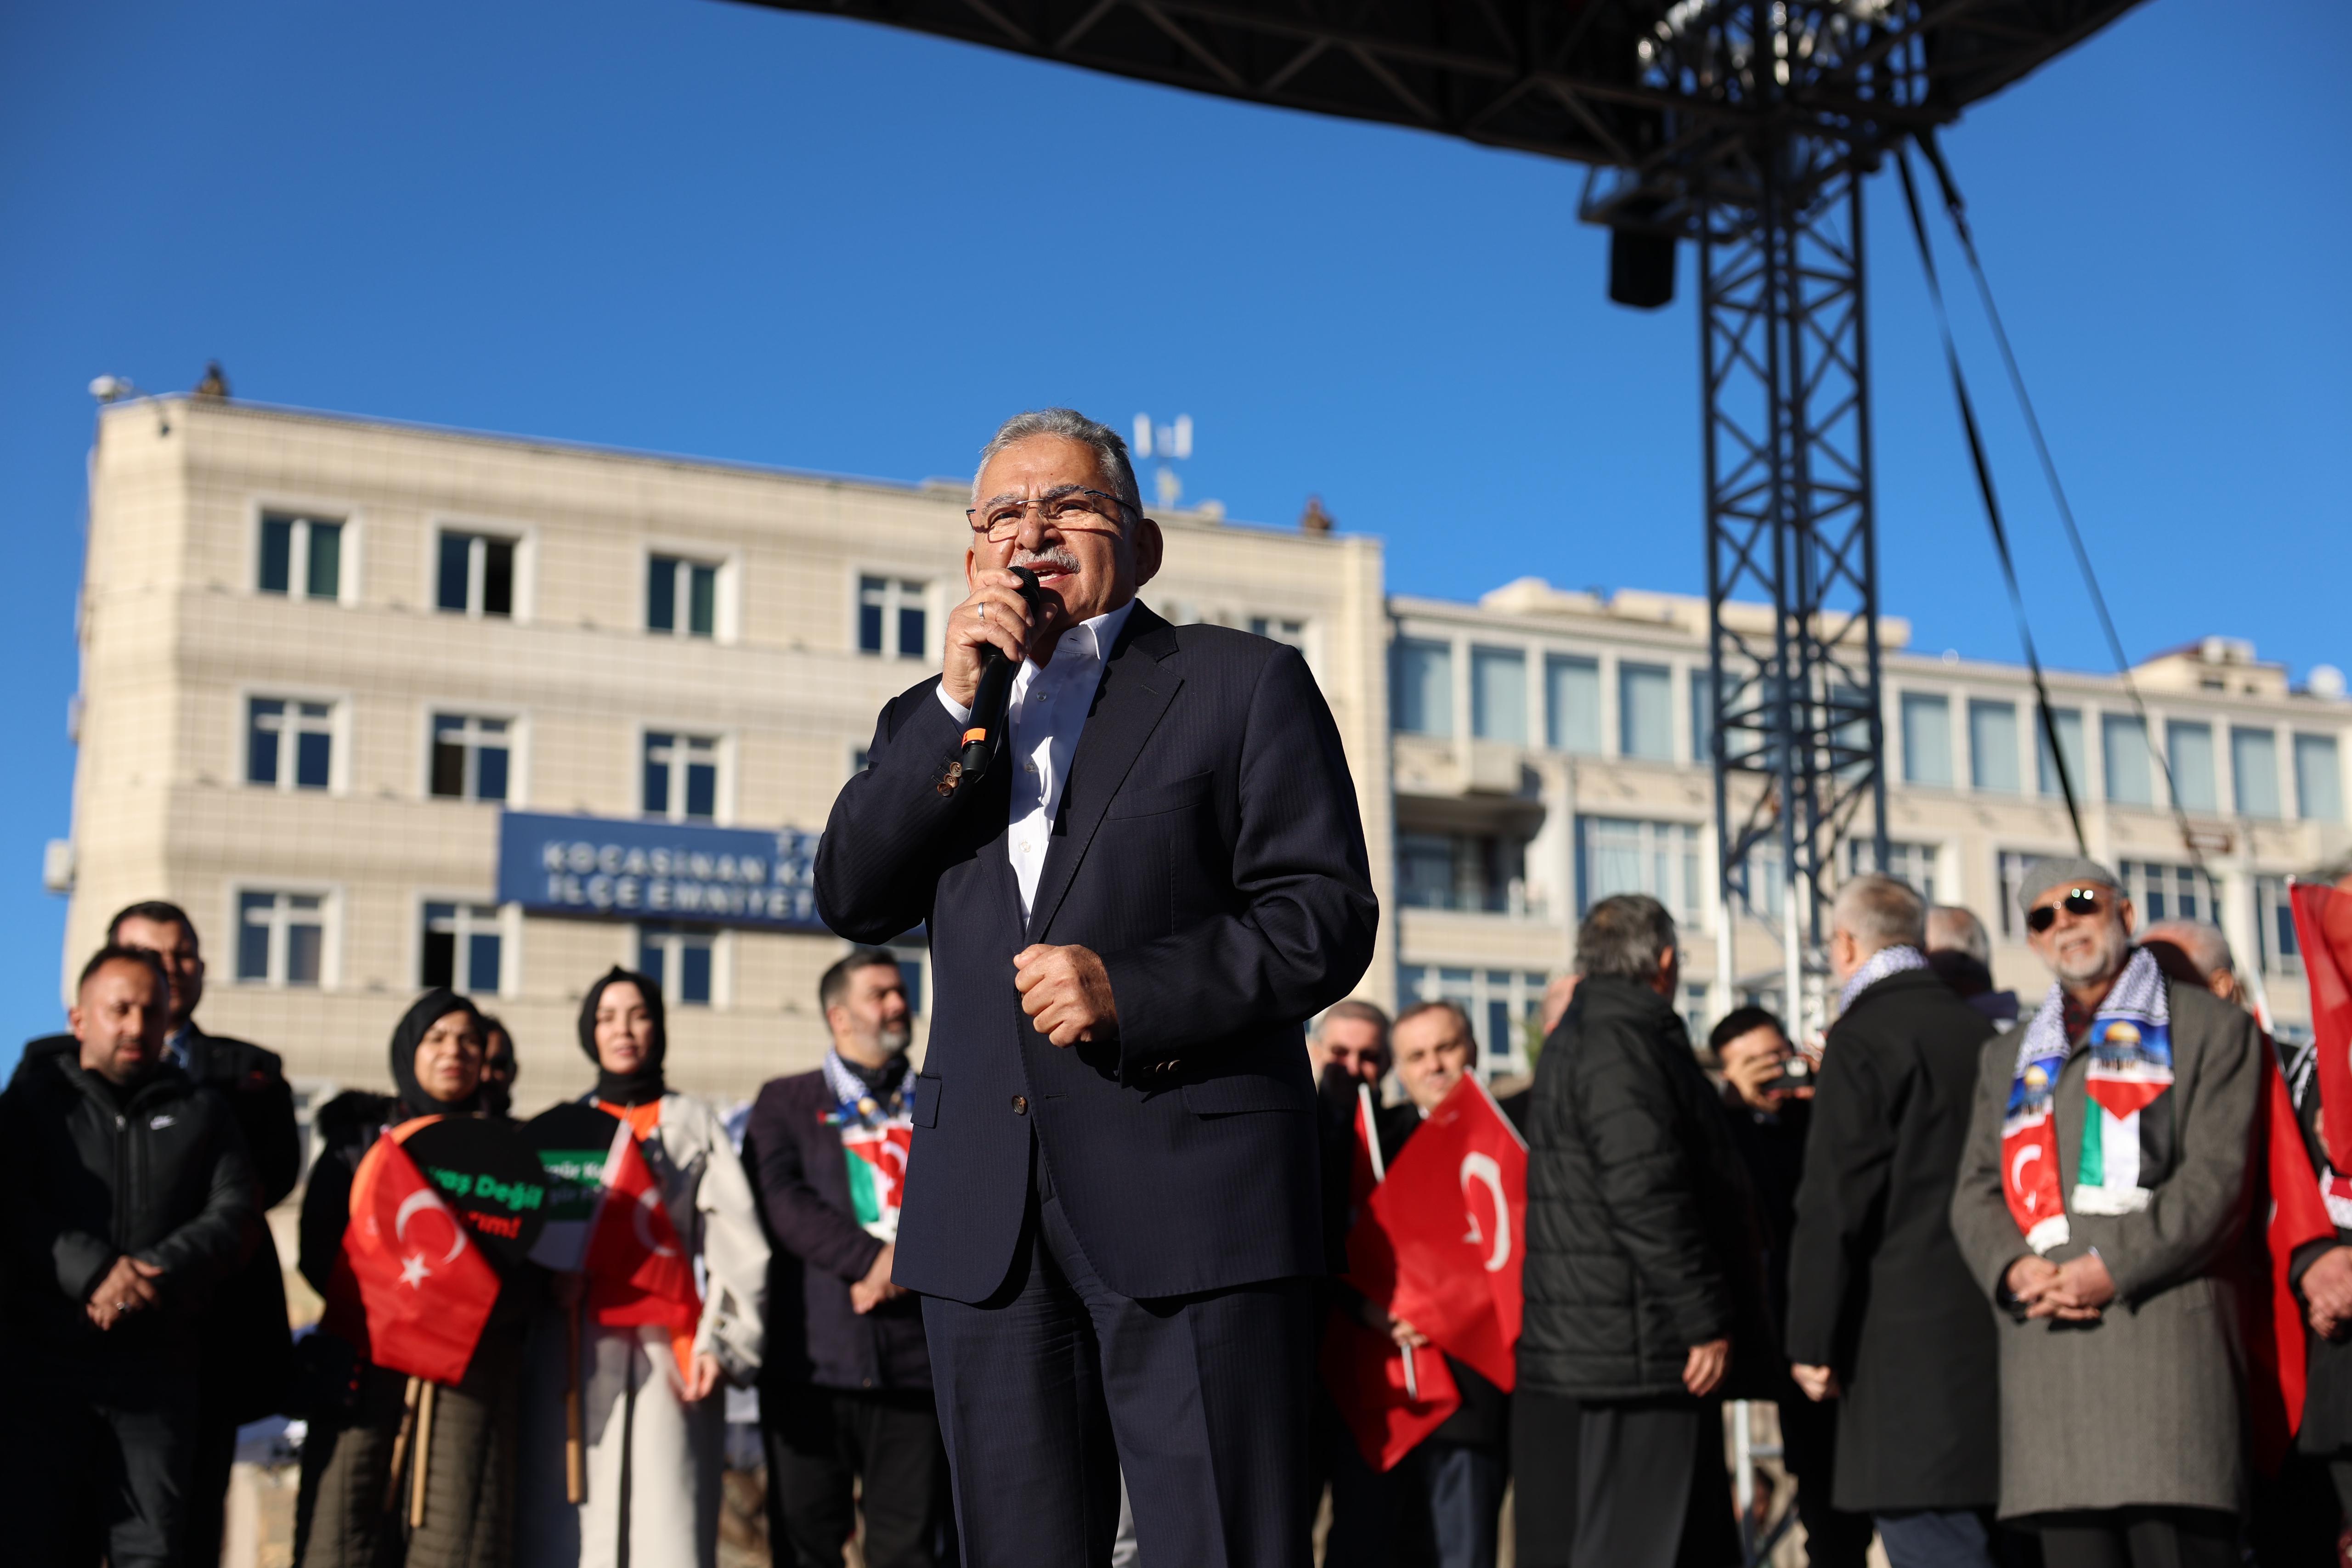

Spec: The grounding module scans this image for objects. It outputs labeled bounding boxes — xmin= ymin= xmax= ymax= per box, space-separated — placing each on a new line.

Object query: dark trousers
xmin=0 ymin=1358 xmax=199 ymax=1568
xmin=181 ymin=1379 xmax=243 ymax=1568
xmin=2249 ymin=1454 xmax=2352 ymax=1568
xmin=1877 ymin=1510 xmax=2001 ymax=1568
xmin=1776 ymin=1395 xmax=1872 ymax=1568
xmin=761 ymin=1382 xmax=954 ymax=1568
xmin=921 ymin=1152 xmax=1316 ymax=1568
xmin=1424 ymin=1443 xmax=1506 ymax=1568
xmin=2030 ymin=1507 xmax=2236 ymax=1568
xmin=1506 ymin=1388 xmax=1737 ymax=1568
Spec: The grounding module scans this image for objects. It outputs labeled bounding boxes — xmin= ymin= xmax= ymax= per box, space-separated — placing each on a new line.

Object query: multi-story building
xmin=56 ymin=394 xmax=2348 ymax=1122
xmin=57 ymin=396 xmax=1390 ymax=1114
xmin=1389 ymin=577 xmax=2352 ymax=1075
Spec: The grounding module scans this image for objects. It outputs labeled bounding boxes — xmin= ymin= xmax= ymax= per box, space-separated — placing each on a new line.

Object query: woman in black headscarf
xmin=517 ymin=968 xmax=766 ymax=1568
xmin=295 ymin=988 xmax=538 ymax=1568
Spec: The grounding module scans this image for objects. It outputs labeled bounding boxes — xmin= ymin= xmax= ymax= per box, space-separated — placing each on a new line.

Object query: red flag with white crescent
xmin=319 ymin=1118 xmax=503 ymax=1386
xmin=582 ymin=1116 xmax=702 ymax=1377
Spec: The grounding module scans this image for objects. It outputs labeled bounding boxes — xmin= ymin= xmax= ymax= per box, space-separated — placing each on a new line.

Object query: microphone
xmin=957 ymin=566 xmax=1042 ymax=783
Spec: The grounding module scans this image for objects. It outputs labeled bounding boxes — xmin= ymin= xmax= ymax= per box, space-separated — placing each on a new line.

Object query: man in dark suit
xmin=1784 ymin=873 xmax=2001 ymax=1567
xmin=815 ymin=407 xmax=1379 ymax=1567
xmin=18 ymin=900 xmax=300 ymax=1567
xmin=744 ymin=947 xmax=953 ymax=1568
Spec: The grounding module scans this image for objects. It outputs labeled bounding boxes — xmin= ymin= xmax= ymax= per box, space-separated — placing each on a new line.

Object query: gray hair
xmin=1926 ymin=903 xmax=1992 ymax=965
xmin=2140 ymin=919 xmax=2234 ymax=981
xmin=972 ymin=408 xmax=1144 ymax=520
xmin=1316 ymin=998 xmax=1392 ymax=1039
xmin=1575 ymin=894 xmax=1678 ymax=982
xmin=1833 ymin=873 xmax=1927 ymax=954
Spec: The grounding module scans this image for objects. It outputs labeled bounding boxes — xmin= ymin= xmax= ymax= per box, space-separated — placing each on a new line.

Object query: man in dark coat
xmin=1515 ymin=892 xmax=1763 ymax=1568
xmin=0 ymin=945 xmax=260 ymax=1567
xmin=1785 ymin=873 xmax=2001 ymax=1566
xmin=814 ymin=409 xmax=1378 ymax=1567
xmin=745 ymin=947 xmax=954 ymax=1568
xmin=15 ymin=900 xmax=300 ymax=1565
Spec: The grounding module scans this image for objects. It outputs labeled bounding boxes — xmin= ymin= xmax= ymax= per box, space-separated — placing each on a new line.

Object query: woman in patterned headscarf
xmin=518 ymin=967 xmax=767 ymax=1568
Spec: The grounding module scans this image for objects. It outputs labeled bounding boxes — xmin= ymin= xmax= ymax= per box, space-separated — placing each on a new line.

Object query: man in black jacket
xmin=744 ymin=947 xmax=954 ymax=1568
xmin=1785 ymin=874 xmax=2001 ymax=1567
xmin=15 ymin=900 xmax=303 ymax=1566
xmin=0 ymin=945 xmax=260 ymax=1568
xmin=1516 ymin=893 xmax=1760 ymax=1568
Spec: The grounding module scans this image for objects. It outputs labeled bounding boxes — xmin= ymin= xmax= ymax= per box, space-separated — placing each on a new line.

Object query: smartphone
xmin=1763 ymin=1055 xmax=1813 ymax=1093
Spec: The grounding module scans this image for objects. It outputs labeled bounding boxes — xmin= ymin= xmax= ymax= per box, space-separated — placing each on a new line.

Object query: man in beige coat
xmin=1949 ymin=856 xmax=2259 ymax=1566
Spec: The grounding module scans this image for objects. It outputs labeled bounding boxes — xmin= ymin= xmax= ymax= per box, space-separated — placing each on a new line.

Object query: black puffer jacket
xmin=0 ymin=1051 xmax=258 ymax=1358
xmin=1518 ymin=976 xmax=1771 ymax=1400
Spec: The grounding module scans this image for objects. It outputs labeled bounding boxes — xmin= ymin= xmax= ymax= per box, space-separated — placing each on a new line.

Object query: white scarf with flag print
xmin=822 ymin=1051 xmax=914 ymax=1243
xmin=2001 ymin=945 xmax=2174 ymax=1253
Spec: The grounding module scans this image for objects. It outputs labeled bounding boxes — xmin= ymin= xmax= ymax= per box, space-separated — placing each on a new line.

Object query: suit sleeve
xmin=1784 ymin=1025 xmax=1900 ymax=1365
xmin=1097 ymin=646 xmax=1379 ymax=1076
xmin=815 ymin=685 xmax=980 ymax=943
xmin=746 ymin=1091 xmax=885 ymax=1285
xmin=1949 ymin=1033 xmax=2030 ymax=1303
xmin=2098 ymin=1001 xmax=2260 ymax=1304
xmin=0 ymin=1082 xmax=115 ymax=1306
xmin=142 ymin=1107 xmax=260 ymax=1303
xmin=235 ymin=1047 xmax=303 ymax=1209
xmin=298 ymin=1141 xmax=359 ymax=1297
xmin=1572 ymin=1028 xmax=1734 ymax=1348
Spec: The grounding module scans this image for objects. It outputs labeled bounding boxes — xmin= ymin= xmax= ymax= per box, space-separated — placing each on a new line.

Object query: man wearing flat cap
xmin=1947 ymin=856 xmax=2260 ymax=1566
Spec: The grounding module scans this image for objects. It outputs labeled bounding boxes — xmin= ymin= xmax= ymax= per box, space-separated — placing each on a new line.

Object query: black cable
xmin=1916 ymin=129 xmax=2222 ymax=902
xmin=1893 ymin=147 xmax=2089 ymax=857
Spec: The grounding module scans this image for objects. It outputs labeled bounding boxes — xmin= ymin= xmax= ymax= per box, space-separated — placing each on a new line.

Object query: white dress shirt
xmin=937 ymin=598 xmax=1136 ymax=919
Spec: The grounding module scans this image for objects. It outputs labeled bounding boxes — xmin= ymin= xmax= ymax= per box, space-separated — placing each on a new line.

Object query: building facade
xmin=1389 ymin=577 xmax=2352 ymax=1075
xmin=57 ymin=396 xmax=2347 ymax=1119
xmin=59 ymin=398 xmax=1390 ymax=1113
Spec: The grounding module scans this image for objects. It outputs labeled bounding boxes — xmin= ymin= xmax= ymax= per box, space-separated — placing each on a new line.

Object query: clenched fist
xmin=1013 ymin=944 xmax=1118 ymax=1047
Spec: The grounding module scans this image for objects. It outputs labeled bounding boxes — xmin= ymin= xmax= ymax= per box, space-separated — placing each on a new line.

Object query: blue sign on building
xmin=496 ymin=811 xmax=827 ymax=933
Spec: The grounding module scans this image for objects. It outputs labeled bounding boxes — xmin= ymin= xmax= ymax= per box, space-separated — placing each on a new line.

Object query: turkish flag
xmin=1352 ymin=1077 xmax=1528 ymax=1391
xmin=319 ymin=1119 xmax=503 ymax=1386
xmin=1320 ymin=1307 xmax=1461 ymax=1472
xmin=2292 ymin=883 xmax=2352 ymax=1174
xmin=2240 ymin=1041 xmax=2337 ymax=1473
xmin=583 ymin=1117 xmax=702 ymax=1379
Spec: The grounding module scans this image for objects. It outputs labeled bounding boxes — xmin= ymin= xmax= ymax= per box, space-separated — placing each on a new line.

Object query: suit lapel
xmin=1024 ymin=603 xmax=1182 ymax=943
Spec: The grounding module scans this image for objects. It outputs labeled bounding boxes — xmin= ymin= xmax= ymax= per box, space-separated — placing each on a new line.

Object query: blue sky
xmin=2 ymin=0 xmax=2346 ymax=1059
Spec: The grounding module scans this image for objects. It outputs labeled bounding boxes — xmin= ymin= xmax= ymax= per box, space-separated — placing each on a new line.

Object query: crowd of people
xmin=12 ymin=854 xmax=2352 ymax=1568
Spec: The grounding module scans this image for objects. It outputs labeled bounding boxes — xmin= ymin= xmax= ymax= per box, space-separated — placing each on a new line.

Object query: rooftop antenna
xmin=1133 ymin=412 xmax=1192 ymax=510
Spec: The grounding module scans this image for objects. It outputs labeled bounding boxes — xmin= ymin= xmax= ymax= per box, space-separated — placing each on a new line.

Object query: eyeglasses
xmin=966 ymin=486 xmax=1132 ymax=542
xmin=2024 ymin=887 xmax=2106 ymax=934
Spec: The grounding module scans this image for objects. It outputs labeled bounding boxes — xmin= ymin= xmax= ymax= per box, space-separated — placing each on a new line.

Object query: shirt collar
xmin=1033 ymin=598 xmax=1135 ymax=671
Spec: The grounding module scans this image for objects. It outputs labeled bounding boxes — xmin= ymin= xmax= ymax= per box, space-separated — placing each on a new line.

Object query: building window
xmin=1577 ymin=816 xmax=1701 ymax=923
xmin=2233 ymin=727 xmax=2282 ymax=818
xmin=1618 ymin=664 xmax=1674 ymax=761
xmin=1547 ymin=654 xmax=1601 ymax=754
xmin=1396 ymin=831 xmax=1527 ymax=914
xmin=2167 ymin=721 xmax=2217 ymax=813
xmin=237 ymin=891 xmax=324 ymax=987
xmin=259 ymin=513 xmax=343 ymax=600
xmin=648 ymin=556 xmax=719 ymax=638
xmin=643 ymin=732 xmax=720 ymax=821
xmin=247 ymin=698 xmax=334 ymax=790
xmin=1398 ymin=965 xmax=1552 ymax=1076
xmin=1901 ymin=693 xmax=1953 ymax=787
xmin=1471 ymin=647 xmax=1527 ymax=744
xmin=1394 ymin=640 xmax=1453 ymax=736
xmin=2119 ymin=859 xmax=2215 ymax=925
xmin=1996 ymin=851 xmax=2038 ymax=939
xmin=421 ymin=902 xmax=503 ymax=993
xmin=2037 ymin=706 xmax=2086 ymax=799
xmin=1846 ymin=839 xmax=1940 ymax=904
xmin=1969 ymin=700 xmax=2019 ymax=792
xmin=2102 ymin=714 xmax=2152 ymax=806
xmin=1249 ymin=616 xmax=1306 ymax=649
xmin=858 ymin=577 xmax=927 ymax=659
xmin=430 ymin=715 xmax=511 ymax=802
xmin=2297 ymin=734 xmax=2342 ymax=822
xmin=639 ymin=923 xmax=716 ymax=1005
xmin=437 ymin=531 xmax=517 ymax=617
xmin=2256 ymin=875 xmax=2301 ymax=975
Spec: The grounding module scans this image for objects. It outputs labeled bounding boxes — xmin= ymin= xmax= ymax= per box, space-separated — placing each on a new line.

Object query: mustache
xmin=1009 ymin=546 xmax=1082 ymax=576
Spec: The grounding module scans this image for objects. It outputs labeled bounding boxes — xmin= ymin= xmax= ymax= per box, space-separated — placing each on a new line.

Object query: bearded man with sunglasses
xmin=1948 ymin=857 xmax=2261 ymax=1566
xmin=817 ymin=408 xmax=1378 ymax=1568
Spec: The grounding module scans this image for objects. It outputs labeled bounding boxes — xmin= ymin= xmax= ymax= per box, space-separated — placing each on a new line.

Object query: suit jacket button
xmin=1012 ymin=1095 xmax=1029 ymax=1115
